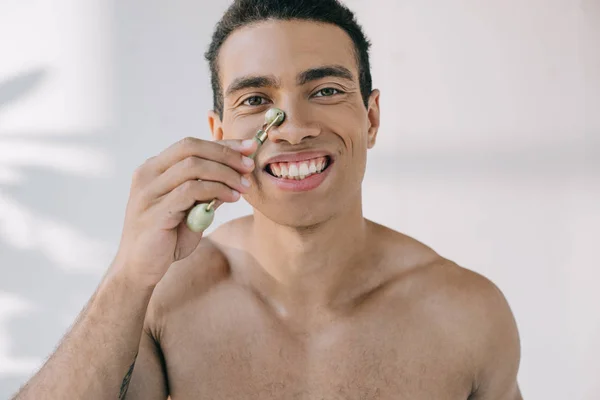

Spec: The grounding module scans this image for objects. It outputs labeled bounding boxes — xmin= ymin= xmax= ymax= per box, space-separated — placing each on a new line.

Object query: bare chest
xmin=159 ymin=291 xmax=474 ymax=400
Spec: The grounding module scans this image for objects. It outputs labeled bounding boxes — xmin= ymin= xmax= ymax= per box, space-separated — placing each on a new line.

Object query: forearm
xmin=12 ymin=262 xmax=155 ymax=399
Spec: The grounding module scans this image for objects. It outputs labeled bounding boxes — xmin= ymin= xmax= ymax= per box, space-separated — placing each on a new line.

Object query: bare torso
xmin=143 ymin=218 xmax=497 ymax=400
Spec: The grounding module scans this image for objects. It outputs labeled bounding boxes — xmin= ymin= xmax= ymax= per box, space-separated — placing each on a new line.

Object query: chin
xmin=253 ymin=202 xmax=335 ymax=231
xmin=244 ymin=175 xmax=363 ymax=230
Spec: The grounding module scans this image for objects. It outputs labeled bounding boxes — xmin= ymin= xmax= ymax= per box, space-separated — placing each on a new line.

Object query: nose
xmin=266 ymin=105 xmax=321 ymax=145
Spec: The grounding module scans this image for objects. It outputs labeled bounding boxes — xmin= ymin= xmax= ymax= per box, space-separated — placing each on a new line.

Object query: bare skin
xmin=11 ymin=19 xmax=522 ymax=400
xmin=130 ymin=219 xmax=521 ymax=399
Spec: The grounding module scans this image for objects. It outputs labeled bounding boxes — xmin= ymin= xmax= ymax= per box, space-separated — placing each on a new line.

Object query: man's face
xmin=209 ymin=20 xmax=380 ymax=228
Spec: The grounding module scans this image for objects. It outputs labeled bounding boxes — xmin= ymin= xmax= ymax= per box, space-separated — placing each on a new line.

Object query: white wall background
xmin=0 ymin=0 xmax=598 ymax=398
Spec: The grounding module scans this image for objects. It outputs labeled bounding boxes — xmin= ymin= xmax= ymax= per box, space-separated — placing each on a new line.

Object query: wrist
xmin=106 ymin=254 xmax=159 ymax=293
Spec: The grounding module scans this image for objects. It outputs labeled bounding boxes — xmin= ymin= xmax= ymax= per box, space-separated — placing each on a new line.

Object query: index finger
xmin=218 ymin=138 xmax=259 ymax=154
xmin=148 ymin=137 xmax=258 ymax=175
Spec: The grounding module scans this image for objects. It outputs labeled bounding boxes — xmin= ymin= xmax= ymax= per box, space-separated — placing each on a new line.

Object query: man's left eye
xmin=314 ymin=88 xmax=341 ymax=97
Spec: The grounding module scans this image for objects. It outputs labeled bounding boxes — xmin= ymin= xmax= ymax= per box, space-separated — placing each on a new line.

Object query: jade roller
xmin=185 ymin=107 xmax=286 ymax=233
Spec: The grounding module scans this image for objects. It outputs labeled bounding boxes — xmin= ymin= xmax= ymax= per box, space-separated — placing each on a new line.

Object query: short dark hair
xmin=205 ymin=0 xmax=373 ymax=118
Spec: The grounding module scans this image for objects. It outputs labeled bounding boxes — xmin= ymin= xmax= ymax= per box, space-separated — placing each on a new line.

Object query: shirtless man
xmin=12 ymin=0 xmax=522 ymax=399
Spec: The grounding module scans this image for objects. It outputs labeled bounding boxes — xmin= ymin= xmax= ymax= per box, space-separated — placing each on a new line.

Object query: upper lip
xmin=262 ymin=150 xmax=333 ymax=166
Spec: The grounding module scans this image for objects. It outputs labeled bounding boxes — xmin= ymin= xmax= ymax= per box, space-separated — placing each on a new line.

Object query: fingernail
xmin=242 ymin=139 xmax=255 ymax=148
xmin=241 ymin=177 xmax=251 ymax=187
xmin=232 ymin=190 xmax=240 ymax=199
xmin=242 ymin=156 xmax=254 ymax=167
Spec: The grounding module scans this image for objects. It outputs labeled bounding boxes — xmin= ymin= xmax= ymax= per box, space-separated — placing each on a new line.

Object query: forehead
xmin=217 ymin=20 xmax=358 ymax=87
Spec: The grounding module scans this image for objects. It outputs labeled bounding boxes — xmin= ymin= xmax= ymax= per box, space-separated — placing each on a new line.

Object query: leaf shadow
xmin=0 ymin=67 xmax=119 ymax=398
xmin=0 ymin=68 xmax=48 ymax=111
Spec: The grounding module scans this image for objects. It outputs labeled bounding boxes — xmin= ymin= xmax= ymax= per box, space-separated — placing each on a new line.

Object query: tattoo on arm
xmin=118 ymin=352 xmax=138 ymax=399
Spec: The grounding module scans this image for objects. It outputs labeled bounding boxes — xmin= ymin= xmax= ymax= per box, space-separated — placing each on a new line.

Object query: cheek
xmin=323 ymin=104 xmax=366 ymax=148
xmin=341 ymin=120 xmax=370 ymax=155
xmin=223 ymin=119 xmax=260 ymax=140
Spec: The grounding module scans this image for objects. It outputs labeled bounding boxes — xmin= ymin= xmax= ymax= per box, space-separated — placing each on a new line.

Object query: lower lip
xmin=264 ymin=162 xmax=333 ymax=192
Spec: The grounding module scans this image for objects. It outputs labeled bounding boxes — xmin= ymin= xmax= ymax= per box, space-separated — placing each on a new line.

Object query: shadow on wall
xmin=0 ymin=69 xmax=117 ymax=398
xmin=0 ymin=69 xmax=47 ymax=106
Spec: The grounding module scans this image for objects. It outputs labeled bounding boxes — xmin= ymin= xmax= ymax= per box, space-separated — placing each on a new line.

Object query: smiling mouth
xmin=265 ymin=156 xmax=332 ymax=180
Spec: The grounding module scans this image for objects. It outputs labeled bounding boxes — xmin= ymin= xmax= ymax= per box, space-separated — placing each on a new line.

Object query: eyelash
xmin=241 ymin=88 xmax=344 ymax=106
xmin=313 ymin=87 xmax=343 ymax=97
xmin=242 ymin=96 xmax=269 ymax=107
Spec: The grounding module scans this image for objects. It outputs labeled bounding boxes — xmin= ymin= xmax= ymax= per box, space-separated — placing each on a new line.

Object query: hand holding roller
xmin=185 ymin=108 xmax=286 ymax=233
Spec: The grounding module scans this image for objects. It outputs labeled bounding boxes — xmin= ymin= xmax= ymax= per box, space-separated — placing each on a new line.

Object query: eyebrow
xmin=297 ymin=65 xmax=354 ymax=86
xmin=225 ymin=75 xmax=281 ymax=97
xmin=224 ymin=65 xmax=355 ymax=97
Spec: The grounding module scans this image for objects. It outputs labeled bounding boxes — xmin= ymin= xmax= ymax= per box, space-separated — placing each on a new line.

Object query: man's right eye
xmin=242 ymin=96 xmax=267 ymax=106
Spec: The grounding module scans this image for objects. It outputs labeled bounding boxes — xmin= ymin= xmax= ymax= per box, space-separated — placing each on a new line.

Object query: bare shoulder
xmin=378 ymin=223 xmax=521 ymax=398
xmin=374 ymin=221 xmax=518 ymax=338
xmin=143 ymin=234 xmax=233 ymax=338
xmin=417 ymin=257 xmax=520 ymax=345
xmin=143 ymin=216 xmax=253 ymax=330
xmin=413 ymin=259 xmax=522 ymax=398
xmin=412 ymin=256 xmax=517 ymax=325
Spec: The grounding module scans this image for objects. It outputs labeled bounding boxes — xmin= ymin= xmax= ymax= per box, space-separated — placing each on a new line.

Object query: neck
xmin=249 ymin=196 xmax=370 ymax=307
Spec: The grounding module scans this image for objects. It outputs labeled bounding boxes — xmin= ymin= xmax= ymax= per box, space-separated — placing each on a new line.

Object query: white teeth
xmin=317 ymin=159 xmax=324 ymax=171
xmin=299 ymin=163 xmax=309 ymax=176
xmin=268 ymin=156 xmax=330 ymax=180
xmin=271 ymin=163 xmax=281 ymax=176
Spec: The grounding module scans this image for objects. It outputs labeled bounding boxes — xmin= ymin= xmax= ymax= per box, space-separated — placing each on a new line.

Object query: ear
xmin=366 ymin=89 xmax=380 ymax=149
xmin=208 ymin=110 xmax=224 ymax=141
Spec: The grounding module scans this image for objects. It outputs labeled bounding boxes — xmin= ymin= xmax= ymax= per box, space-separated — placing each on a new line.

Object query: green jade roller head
xmin=250 ymin=107 xmax=285 ymax=158
xmin=185 ymin=107 xmax=286 ymax=233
